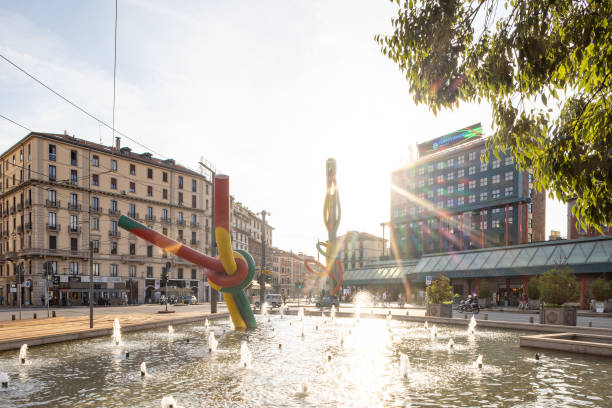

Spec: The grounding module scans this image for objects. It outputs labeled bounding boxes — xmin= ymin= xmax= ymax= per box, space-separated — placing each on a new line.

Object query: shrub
xmin=590 ymin=278 xmax=612 ymax=302
xmin=538 ymin=267 xmax=578 ymax=306
xmin=526 ymin=277 xmax=540 ymax=300
xmin=426 ymin=275 xmax=453 ymax=304
xmin=478 ymin=282 xmax=492 ymax=299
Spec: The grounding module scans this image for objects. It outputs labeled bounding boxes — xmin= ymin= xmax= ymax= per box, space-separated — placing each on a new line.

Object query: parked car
xmin=183 ymin=296 xmax=198 ymax=305
xmin=255 ymin=294 xmax=282 ymax=308
xmin=316 ymin=296 xmax=339 ymax=309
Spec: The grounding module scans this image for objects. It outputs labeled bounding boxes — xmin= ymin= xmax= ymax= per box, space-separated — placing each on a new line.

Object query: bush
xmin=590 ymin=278 xmax=612 ymax=301
xmin=426 ymin=275 xmax=453 ymax=304
xmin=526 ymin=277 xmax=540 ymax=300
xmin=478 ymin=282 xmax=492 ymax=299
xmin=538 ymin=267 xmax=578 ymax=306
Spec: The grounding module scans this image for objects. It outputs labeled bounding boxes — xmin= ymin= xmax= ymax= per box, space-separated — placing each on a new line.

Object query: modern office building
xmin=0 ymin=132 xmax=212 ymax=306
xmin=389 ymin=123 xmax=546 ymax=260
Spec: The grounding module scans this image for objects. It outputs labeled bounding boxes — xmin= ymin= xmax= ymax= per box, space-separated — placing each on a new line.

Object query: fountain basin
xmin=520 ymin=332 xmax=612 ymax=357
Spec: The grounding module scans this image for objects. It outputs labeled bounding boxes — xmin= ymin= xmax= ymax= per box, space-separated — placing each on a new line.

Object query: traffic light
xmin=161 ymin=263 xmax=170 ymax=288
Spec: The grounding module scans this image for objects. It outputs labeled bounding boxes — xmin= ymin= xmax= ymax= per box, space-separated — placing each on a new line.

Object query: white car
xmin=255 ymin=294 xmax=282 ymax=308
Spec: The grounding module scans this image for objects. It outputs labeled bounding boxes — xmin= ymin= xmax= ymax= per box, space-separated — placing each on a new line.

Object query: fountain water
xmin=338 ymin=335 xmax=343 ymax=346
xmin=279 ymin=304 xmax=286 ymax=319
xmin=300 ymin=322 xmax=305 ymax=337
xmin=208 ymin=332 xmax=218 ymax=353
xmin=430 ymin=325 xmax=438 ymax=339
xmin=473 ymin=354 xmax=483 ymax=369
xmin=140 ymin=362 xmax=148 ymax=377
xmin=112 ymin=318 xmax=122 ymax=346
xmin=386 ymin=314 xmax=392 ymax=327
xmin=0 ymin=372 xmax=9 ymax=389
xmin=296 ymin=383 xmax=309 ymax=396
xmin=330 ymin=305 xmax=336 ymax=320
xmin=161 ymin=395 xmax=178 ymax=408
xmin=424 ymin=321 xmax=428 ymax=330
xmin=467 ymin=316 xmax=477 ymax=335
xmin=447 ymin=338 xmax=455 ymax=350
xmin=321 ymin=312 xmax=326 ymax=320
xmin=168 ymin=325 xmax=174 ymax=336
xmin=19 ymin=344 xmax=28 ymax=364
xmin=399 ymin=353 xmax=409 ymax=379
xmin=297 ymin=307 xmax=304 ymax=321
xmin=204 ymin=319 xmax=210 ymax=329
xmin=355 ymin=304 xmax=361 ymax=322
xmin=240 ymin=341 xmax=252 ymax=368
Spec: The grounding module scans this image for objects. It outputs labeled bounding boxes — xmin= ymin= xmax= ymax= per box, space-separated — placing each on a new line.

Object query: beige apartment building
xmin=230 ymin=198 xmax=273 ymax=271
xmin=0 ymin=132 xmax=212 ymax=307
xmin=337 ymin=231 xmax=387 ymax=271
xmin=270 ymin=248 xmax=315 ymax=298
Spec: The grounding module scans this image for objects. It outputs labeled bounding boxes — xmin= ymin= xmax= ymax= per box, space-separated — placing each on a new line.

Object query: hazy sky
xmin=0 ymin=0 xmax=566 ymax=255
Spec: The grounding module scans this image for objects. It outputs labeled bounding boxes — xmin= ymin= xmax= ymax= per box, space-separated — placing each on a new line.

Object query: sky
xmin=0 ymin=0 xmax=566 ymax=255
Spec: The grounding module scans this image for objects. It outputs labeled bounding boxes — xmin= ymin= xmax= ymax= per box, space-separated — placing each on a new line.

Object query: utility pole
xmin=164 ymin=261 xmax=171 ymax=313
xmin=89 ymin=241 xmax=94 ymax=328
xmin=259 ymin=210 xmax=268 ymax=310
xmin=18 ymin=264 xmax=23 ymax=320
xmin=199 ymin=161 xmax=217 ymax=314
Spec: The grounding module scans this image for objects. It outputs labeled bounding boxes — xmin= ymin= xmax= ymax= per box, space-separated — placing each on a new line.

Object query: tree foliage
xmin=426 ymin=274 xmax=453 ymax=303
xmin=538 ymin=267 xmax=578 ymax=306
xmin=478 ymin=281 xmax=492 ymax=299
xmin=526 ymin=277 xmax=540 ymax=300
xmin=376 ymin=0 xmax=611 ymax=231
xmin=590 ymin=277 xmax=612 ymax=301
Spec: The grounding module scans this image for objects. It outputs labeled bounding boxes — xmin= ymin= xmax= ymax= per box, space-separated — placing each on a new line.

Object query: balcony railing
xmin=90 ymin=206 xmax=102 ymax=214
xmin=109 ymin=230 xmax=121 ymax=238
xmin=69 ymin=226 xmax=81 ymax=234
xmin=176 ymin=219 xmax=185 ymax=226
xmin=127 ymin=212 xmax=139 ymax=219
xmin=47 ymin=224 xmax=61 ymax=232
xmin=108 ymin=209 xmax=121 ymax=217
xmin=120 ymin=255 xmax=147 ymax=264
xmin=161 ymin=218 xmax=172 ymax=224
xmin=25 ymin=222 xmax=32 ymax=231
xmin=9 ymin=206 xmax=16 ymax=215
xmin=146 ymin=215 xmax=156 ymax=222
xmin=190 ymin=239 xmax=199 ymax=246
xmin=45 ymin=200 xmax=60 ymax=208
xmin=190 ymin=221 xmax=200 ymax=228
xmin=68 ymin=203 xmax=81 ymax=211
xmin=24 ymin=199 xmax=31 ymax=209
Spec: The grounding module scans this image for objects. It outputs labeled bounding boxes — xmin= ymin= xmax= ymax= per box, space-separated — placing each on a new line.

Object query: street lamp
xmin=258 ymin=210 xmax=269 ymax=311
xmin=199 ymin=160 xmax=217 ymax=314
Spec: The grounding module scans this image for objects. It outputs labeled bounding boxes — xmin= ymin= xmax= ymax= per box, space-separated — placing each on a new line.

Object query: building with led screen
xmin=389 ymin=123 xmax=546 ymax=260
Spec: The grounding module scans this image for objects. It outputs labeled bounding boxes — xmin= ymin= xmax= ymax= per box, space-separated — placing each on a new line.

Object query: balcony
xmin=127 ymin=212 xmax=139 ymax=220
xmin=178 ymin=238 xmax=186 ymax=244
xmin=10 ymin=206 xmax=16 ymax=215
xmin=47 ymin=224 xmax=61 ymax=232
xmin=120 ymin=255 xmax=147 ymax=265
xmin=2 ymin=230 xmax=9 ymax=237
xmin=25 ymin=199 xmax=31 ymax=209
xmin=2 ymin=209 xmax=8 ymax=217
xmin=90 ymin=206 xmax=102 ymax=214
xmin=17 ymin=203 xmax=23 ymax=212
xmin=68 ymin=179 xmax=78 ymax=186
xmin=161 ymin=218 xmax=172 ymax=224
xmin=176 ymin=219 xmax=185 ymax=226
xmin=190 ymin=221 xmax=200 ymax=228
xmin=146 ymin=215 xmax=156 ymax=222
xmin=69 ymin=226 xmax=81 ymax=234
xmin=190 ymin=239 xmax=199 ymax=246
xmin=45 ymin=200 xmax=60 ymax=208
xmin=21 ymin=248 xmax=89 ymax=259
xmin=109 ymin=230 xmax=121 ymax=238
xmin=108 ymin=209 xmax=121 ymax=217
xmin=25 ymin=222 xmax=32 ymax=231
xmin=17 ymin=225 xmax=23 ymax=234
xmin=68 ymin=203 xmax=81 ymax=211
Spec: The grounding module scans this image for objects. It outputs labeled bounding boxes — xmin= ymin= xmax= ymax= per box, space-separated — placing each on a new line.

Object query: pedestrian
xmin=41 ymin=295 xmax=45 ymax=306
xmin=0 ymin=294 xmax=3 ymax=305
xmin=382 ymin=291 xmax=387 ymax=307
xmin=397 ymin=292 xmax=402 ymax=308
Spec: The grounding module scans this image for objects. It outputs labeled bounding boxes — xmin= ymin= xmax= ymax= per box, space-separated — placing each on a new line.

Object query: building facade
xmin=567 ymin=198 xmax=612 ymax=240
xmin=270 ymin=248 xmax=315 ymax=298
xmin=230 ymin=199 xmax=273 ymax=272
xmin=336 ymin=231 xmax=386 ymax=271
xmin=0 ymin=132 xmax=212 ymax=306
xmin=390 ymin=123 xmax=546 ymax=260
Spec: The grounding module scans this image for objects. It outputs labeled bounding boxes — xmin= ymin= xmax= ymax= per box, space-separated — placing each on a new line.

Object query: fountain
xmin=168 ymin=325 xmax=174 ymax=336
xmin=161 ymin=396 xmax=178 ymax=408
xmin=386 ymin=314 xmax=392 ymax=326
xmin=297 ymin=307 xmax=304 ymax=321
xmin=296 ymin=383 xmax=309 ymax=396
xmin=240 ymin=341 xmax=252 ymax=368
xmin=112 ymin=318 xmax=122 ymax=346
xmin=330 ymin=305 xmax=336 ymax=320
xmin=208 ymin=332 xmax=218 ymax=353
xmin=467 ymin=316 xmax=477 ymax=335
xmin=473 ymin=355 xmax=483 ymax=369
xmin=279 ymin=304 xmax=286 ymax=319
xmin=430 ymin=325 xmax=438 ymax=339
xmin=0 ymin=372 xmax=9 ymax=389
xmin=204 ymin=319 xmax=210 ymax=329
xmin=447 ymin=338 xmax=455 ymax=350
xmin=424 ymin=321 xmax=428 ymax=330
xmin=19 ymin=344 xmax=28 ymax=364
xmin=140 ymin=362 xmax=148 ymax=377
xmin=399 ymin=353 xmax=409 ymax=379
xmin=321 ymin=312 xmax=326 ymax=321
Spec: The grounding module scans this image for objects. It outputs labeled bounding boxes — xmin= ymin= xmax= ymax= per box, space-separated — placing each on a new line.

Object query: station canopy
xmin=343 ymin=260 xmax=417 ymax=285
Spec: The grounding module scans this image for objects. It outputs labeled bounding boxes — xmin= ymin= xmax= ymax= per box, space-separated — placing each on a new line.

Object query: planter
xmin=605 ymin=300 xmax=612 ymax=313
xmin=426 ymin=303 xmax=452 ymax=318
xmin=527 ymin=299 xmax=540 ymax=310
xmin=595 ymin=302 xmax=605 ymax=313
xmin=539 ymin=306 xmax=577 ymax=326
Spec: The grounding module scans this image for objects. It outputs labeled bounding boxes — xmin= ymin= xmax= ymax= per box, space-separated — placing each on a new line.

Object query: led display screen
xmin=417 ymin=123 xmax=483 ymax=157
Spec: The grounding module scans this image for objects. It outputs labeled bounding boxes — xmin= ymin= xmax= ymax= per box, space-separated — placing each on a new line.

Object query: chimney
xmin=115 ymin=137 xmax=121 ymax=150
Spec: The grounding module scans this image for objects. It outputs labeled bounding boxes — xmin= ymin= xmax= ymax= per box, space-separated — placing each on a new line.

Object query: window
xmin=162 ymin=172 xmax=168 ymax=182
xmin=70 ymin=170 xmax=78 ymax=184
xmin=147 ymin=186 xmax=153 ymax=197
xmin=129 ymin=182 xmax=136 ymax=193
xmin=49 ymin=165 xmax=56 ymax=181
xmin=191 ymin=214 xmax=197 ymax=226
xmin=480 ymin=163 xmax=488 ymax=172
xmin=427 ymin=164 xmax=434 ymax=173
xmin=110 ymin=220 xmax=118 ymax=234
xmin=48 ymin=212 xmax=56 ymax=227
xmin=505 ymin=156 xmax=513 ymax=166
xmin=70 ymin=150 xmax=78 ymax=166
xmin=469 ymin=180 xmax=476 ymax=189
xmin=163 ymin=189 xmax=168 ymax=199
xmin=178 ymin=192 xmax=183 ymax=205
xmin=492 ymin=174 xmax=500 ymax=184
xmin=177 ymin=268 xmax=184 ymax=279
xmin=483 ymin=221 xmax=488 ymax=230
xmin=436 ymin=161 xmax=444 ymax=170
xmin=147 ymin=245 xmax=153 ymax=257
xmin=505 ymin=186 xmax=514 ymax=196
xmin=191 ymin=231 xmax=196 ymax=244
xmin=418 ymin=167 xmax=424 ymax=176
xmin=492 ymin=189 xmax=501 ymax=199
xmin=92 ymin=240 xmax=99 ymax=253
xmin=49 ymin=235 xmax=57 ymax=249
xmin=458 ymin=197 xmax=465 ymax=205
xmin=110 ymin=264 xmax=118 ymax=277
xmin=92 ymin=217 xmax=99 ymax=230
xmin=191 ymin=269 xmax=196 ymax=279
xmin=447 ymin=158 xmax=454 ymax=167
xmin=458 ymin=155 xmax=464 ymax=164
xmin=492 ymin=219 xmax=501 ymax=228
xmin=447 ymin=186 xmax=454 ymax=194
xmin=428 ymin=177 xmax=434 ymax=185
xmin=111 ymin=159 xmax=117 ymax=171
xmin=192 ymin=195 xmax=196 ymax=208
xmin=427 ymin=191 xmax=434 ymax=199
xmin=437 ymin=187 xmax=444 ymax=196
xmin=128 ymin=203 xmax=136 ymax=217
xmin=492 ymin=160 xmax=500 ymax=169
xmin=146 ymin=266 xmax=153 ymax=278
xmin=92 ymin=174 xmax=99 ymax=186
xmin=70 ymin=215 xmax=78 ymax=231
xmin=49 ymin=144 xmax=56 ymax=161
xmin=457 ymin=169 xmax=464 ymax=178
xmin=110 ymin=242 xmax=118 ymax=255
xmin=458 ymin=183 xmax=464 ymax=192
xmin=436 ymin=175 xmax=444 ymax=183
xmin=93 ymin=263 xmax=100 ymax=276
xmin=110 ymin=200 xmax=118 ymax=212
xmin=468 ymin=166 xmax=476 ymax=175
xmin=178 ymin=211 xmax=183 ymax=224
xmin=469 ymin=151 xmax=476 ymax=161
xmin=447 ymin=199 xmax=454 ymax=207
xmin=130 ymin=164 xmax=136 ymax=175
xmin=110 ymin=178 xmax=117 ymax=189
xmin=70 ymin=237 xmax=78 ymax=250
xmin=147 ymin=168 xmax=153 ymax=179
xmin=469 ymin=194 xmax=476 ymax=204
xmin=69 ymin=193 xmax=78 ymax=209
xmin=70 ymin=262 xmax=78 ymax=275
xmin=92 ymin=155 xmax=99 ymax=167
xmin=418 ymin=179 xmax=424 ymax=187
xmin=437 ymin=201 xmax=444 ymax=208
xmin=192 ymin=179 xmax=197 ymax=192
xmin=447 ymin=172 xmax=454 ymax=181
xmin=480 ymin=192 xmax=488 ymax=201
xmin=130 ymin=243 xmax=136 ymax=255
xmin=147 ymin=206 xmax=153 ymax=219
xmin=162 ymin=209 xmax=168 ymax=221
xmin=505 ymin=171 xmax=513 ymax=181
xmin=480 ymin=177 xmax=488 ymax=187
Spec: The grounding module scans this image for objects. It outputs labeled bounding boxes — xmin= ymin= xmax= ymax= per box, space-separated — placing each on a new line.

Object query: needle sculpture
xmin=304 ymin=158 xmax=343 ymax=295
xmin=118 ymin=174 xmax=257 ymax=329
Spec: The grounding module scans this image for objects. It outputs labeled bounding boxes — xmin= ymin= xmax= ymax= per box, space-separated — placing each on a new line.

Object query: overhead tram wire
xmin=112 ymin=0 xmax=118 ymax=148
xmin=0 ymin=114 xmax=32 ymax=133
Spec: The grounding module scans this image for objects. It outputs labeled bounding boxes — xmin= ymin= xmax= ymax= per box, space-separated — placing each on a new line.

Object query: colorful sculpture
xmin=118 ymin=175 xmax=257 ymax=329
xmin=304 ymin=158 xmax=343 ymax=295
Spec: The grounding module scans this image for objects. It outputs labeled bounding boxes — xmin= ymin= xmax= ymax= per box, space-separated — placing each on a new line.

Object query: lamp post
xmin=258 ymin=210 xmax=269 ymax=310
xmin=199 ymin=161 xmax=217 ymax=314
xmin=163 ymin=261 xmax=171 ymax=313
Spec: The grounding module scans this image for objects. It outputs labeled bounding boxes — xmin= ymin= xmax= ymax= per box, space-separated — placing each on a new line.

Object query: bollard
xmin=12 ymin=314 xmax=15 ymax=320
xmin=483 ymin=313 xmax=488 ymax=320
xmin=589 ymin=321 xmax=593 ymax=327
xmin=125 ymin=351 xmax=129 ymax=359
xmin=33 ymin=313 xmax=37 ymax=319
xmin=529 ymin=316 xmax=534 ymax=324
xmin=464 ymin=314 xmax=468 ymax=319
xmin=52 ymin=310 xmax=56 ymax=318
xmin=406 ymin=311 xmax=410 ymax=316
